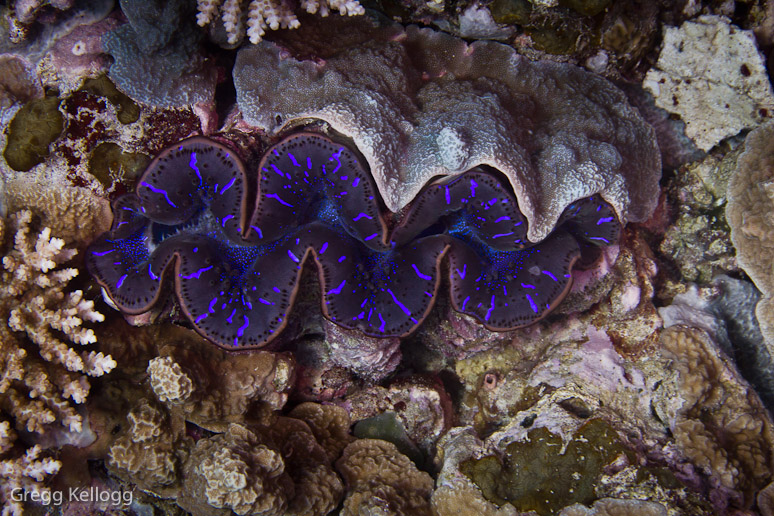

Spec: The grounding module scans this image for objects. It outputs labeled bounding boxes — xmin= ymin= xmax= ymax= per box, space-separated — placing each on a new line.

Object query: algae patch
xmin=460 ymin=419 xmax=629 ymax=515
xmin=4 ymin=95 xmax=64 ymax=171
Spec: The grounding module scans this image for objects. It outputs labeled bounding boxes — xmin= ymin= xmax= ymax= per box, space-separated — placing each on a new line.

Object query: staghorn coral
xmin=234 ymin=18 xmax=661 ymax=242
xmin=0 ymin=437 xmax=61 ymax=516
xmin=196 ymin=0 xmax=364 ymax=45
xmin=336 ymin=438 xmax=434 ymax=516
xmin=0 ymin=210 xmax=114 ymax=435
xmin=727 ymin=121 xmax=774 ymax=352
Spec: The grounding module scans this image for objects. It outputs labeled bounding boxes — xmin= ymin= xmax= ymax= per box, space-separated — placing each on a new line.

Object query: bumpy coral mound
xmin=107 ymin=398 xmax=191 ymax=496
xmin=727 ymin=122 xmax=774 ymax=350
xmin=336 ymin=438 xmax=434 ymax=515
xmin=659 ymin=326 xmax=774 ymax=505
xmin=179 ymin=423 xmax=294 ymax=516
xmin=234 ymin=18 xmax=661 ymax=242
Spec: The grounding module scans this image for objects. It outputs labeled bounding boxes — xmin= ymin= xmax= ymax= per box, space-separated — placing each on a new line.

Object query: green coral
xmin=88 ymin=142 xmax=150 ymax=189
xmin=4 ymin=94 xmax=64 ymax=171
xmin=80 ymin=75 xmax=140 ymax=124
xmin=460 ymin=419 xmax=630 ymax=515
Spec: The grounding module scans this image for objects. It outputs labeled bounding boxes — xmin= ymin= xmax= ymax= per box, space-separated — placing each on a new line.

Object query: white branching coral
xmin=0 ymin=442 xmax=61 ymax=516
xmin=196 ymin=0 xmax=364 ymax=45
xmin=0 ymin=210 xmax=115 ymax=434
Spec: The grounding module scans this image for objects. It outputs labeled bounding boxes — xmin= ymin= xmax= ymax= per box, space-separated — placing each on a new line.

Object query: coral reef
xmin=726 ymin=121 xmax=774 ymax=351
xmin=643 ymin=15 xmax=774 ymax=151
xmin=88 ymin=133 xmax=621 ymax=348
xmin=196 ymin=0 xmax=364 ymax=46
xmin=234 ymin=18 xmax=661 ymax=241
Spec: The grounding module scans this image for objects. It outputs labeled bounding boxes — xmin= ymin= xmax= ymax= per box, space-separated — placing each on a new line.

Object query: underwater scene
xmin=2 ymin=0 xmax=774 ymax=515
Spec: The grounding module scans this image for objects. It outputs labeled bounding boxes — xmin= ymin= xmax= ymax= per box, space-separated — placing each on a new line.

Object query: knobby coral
xmin=196 ymin=0 xmax=364 ymax=45
xmin=87 ymin=133 xmax=620 ymax=348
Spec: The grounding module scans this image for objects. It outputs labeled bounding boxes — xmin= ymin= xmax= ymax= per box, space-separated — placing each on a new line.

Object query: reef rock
xmin=644 ymin=15 xmax=774 ymax=151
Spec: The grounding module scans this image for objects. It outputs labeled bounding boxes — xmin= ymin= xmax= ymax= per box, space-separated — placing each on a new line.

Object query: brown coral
xmin=288 ymin=402 xmax=354 ymax=462
xmin=106 ymin=398 xmax=191 ymax=496
xmin=727 ymin=121 xmax=774 ymax=349
xmin=336 ymin=438 xmax=434 ymax=516
xmin=659 ymin=326 xmax=774 ymax=503
xmin=148 ymin=338 xmax=295 ymax=431
xmin=179 ymin=423 xmax=294 ymax=516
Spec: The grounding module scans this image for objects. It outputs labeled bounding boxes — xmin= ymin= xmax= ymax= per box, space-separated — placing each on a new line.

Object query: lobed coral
xmin=726 ymin=121 xmax=774 ymax=352
xmin=234 ymin=18 xmax=661 ymax=242
xmin=196 ymin=0 xmax=364 ymax=45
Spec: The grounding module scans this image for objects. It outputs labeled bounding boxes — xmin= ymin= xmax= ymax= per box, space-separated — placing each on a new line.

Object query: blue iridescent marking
xmin=208 ymin=297 xmax=217 ymax=313
xmin=360 ymin=298 xmax=368 ymax=308
xmin=330 ymin=148 xmax=343 ymax=174
xmin=470 ymin=179 xmax=478 ymax=197
xmin=412 ymin=264 xmax=432 ymax=281
xmin=320 ymin=242 xmax=328 ymax=254
xmin=353 ymin=213 xmax=372 ymax=221
xmin=140 ymin=182 xmax=177 ymax=207
xmin=589 ymin=236 xmax=610 ymax=243
xmin=338 ymin=256 xmax=346 ymax=263
xmin=485 ymin=295 xmax=495 ymax=321
xmin=220 ymin=177 xmax=236 ymax=194
xmin=597 ymin=216 xmax=614 ymax=225
xmin=266 ymin=193 xmax=293 ymax=207
xmin=250 ymin=226 xmax=263 ymax=239
xmin=455 ymin=264 xmax=467 ymax=279
xmin=364 ymin=233 xmax=378 ymax=241
xmin=148 ymin=264 xmax=159 ymax=280
xmin=387 ymin=289 xmax=412 ymax=317
xmin=492 ymin=232 xmax=514 ymax=239
xmin=526 ymin=294 xmax=538 ymax=313
xmin=461 ymin=296 xmax=470 ymax=310
xmin=288 ymin=153 xmax=300 ymax=167
xmin=195 ymin=313 xmax=207 ymax=323
xmin=494 ymin=216 xmax=511 ymax=223
xmin=180 ymin=265 xmax=214 ymax=279
xmin=116 ymin=274 xmax=128 ymax=289
xmin=378 ymin=313 xmax=386 ymax=332
xmin=92 ymin=249 xmax=114 ymax=256
xmin=189 ymin=152 xmax=203 ymax=186
xmin=352 ymin=178 xmax=360 ymax=187
xmin=520 ymin=282 xmax=536 ymax=289
xmin=270 ymin=164 xmax=285 ymax=177
xmin=542 ymin=270 xmax=558 ymax=282
xmin=227 ymin=309 xmax=236 ymax=324
xmin=287 ymin=250 xmax=300 ymax=263
xmin=273 ymin=287 xmax=281 ymax=293
xmin=445 ymin=186 xmax=450 ymax=205
xmin=259 ymin=298 xmax=273 ymax=305
xmin=221 ymin=214 xmax=234 ymax=227
xmin=328 ymin=280 xmax=346 ymax=295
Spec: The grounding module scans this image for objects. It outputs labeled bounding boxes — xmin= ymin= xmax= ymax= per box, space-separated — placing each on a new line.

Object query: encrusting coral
xmin=727 ymin=121 xmax=774 ymax=353
xmin=196 ymin=0 xmax=364 ymax=45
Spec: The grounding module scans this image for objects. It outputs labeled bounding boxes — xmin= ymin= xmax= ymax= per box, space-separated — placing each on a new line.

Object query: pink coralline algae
xmin=87 ymin=132 xmax=621 ymax=349
xmin=234 ymin=17 xmax=661 ymax=243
